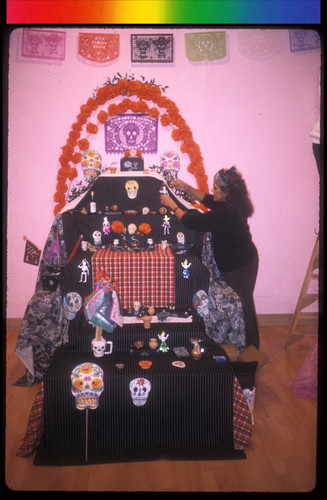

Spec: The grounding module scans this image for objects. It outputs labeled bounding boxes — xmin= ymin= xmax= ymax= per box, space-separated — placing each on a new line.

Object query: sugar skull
xmin=71 ymin=363 xmax=104 ymax=410
xmin=63 ymin=292 xmax=82 ymax=320
xmin=193 ymin=290 xmax=210 ymax=317
xmin=128 ymin=223 xmax=137 ymax=235
xmin=160 ymin=151 xmax=181 ymax=180
xmin=125 ymin=180 xmax=139 ymax=199
xmin=81 ymin=150 xmax=102 ymax=180
xmin=129 ymin=378 xmax=151 ymax=406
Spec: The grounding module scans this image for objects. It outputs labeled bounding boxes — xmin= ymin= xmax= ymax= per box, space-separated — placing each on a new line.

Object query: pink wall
xmin=7 ymin=27 xmax=321 ymax=319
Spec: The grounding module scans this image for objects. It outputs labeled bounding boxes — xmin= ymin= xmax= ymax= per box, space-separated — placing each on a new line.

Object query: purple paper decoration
xmin=131 ymin=34 xmax=173 ymax=63
xmin=105 ymin=114 xmax=158 ymax=154
xmin=22 ymin=28 xmax=66 ymax=61
xmin=289 ymin=30 xmax=321 ymax=52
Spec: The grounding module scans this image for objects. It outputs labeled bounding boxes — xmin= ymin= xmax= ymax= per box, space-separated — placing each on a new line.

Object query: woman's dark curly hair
xmin=214 ymin=166 xmax=254 ymax=218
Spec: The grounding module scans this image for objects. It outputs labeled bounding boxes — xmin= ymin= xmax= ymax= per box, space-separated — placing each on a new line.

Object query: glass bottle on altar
xmin=90 ymin=191 xmax=97 ymax=213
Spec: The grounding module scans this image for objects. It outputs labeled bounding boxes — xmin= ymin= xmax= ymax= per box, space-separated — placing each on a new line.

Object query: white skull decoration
xmin=176 ymin=232 xmax=185 ymax=245
xmin=63 ymin=292 xmax=82 ymax=320
xmin=133 ymin=301 xmax=141 ymax=315
xmin=92 ymin=230 xmax=102 ymax=245
xmin=125 ymin=180 xmax=139 ymax=199
xmin=129 ymin=378 xmax=151 ymax=406
xmin=160 ymin=151 xmax=181 ymax=178
xmin=71 ymin=363 xmax=104 ymax=410
xmin=91 ymin=338 xmax=113 ymax=358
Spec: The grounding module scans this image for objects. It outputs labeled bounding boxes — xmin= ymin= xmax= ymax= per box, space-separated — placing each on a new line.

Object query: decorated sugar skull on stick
xmin=71 ymin=362 xmax=104 ymax=463
xmin=59 ymin=292 xmax=82 ymax=346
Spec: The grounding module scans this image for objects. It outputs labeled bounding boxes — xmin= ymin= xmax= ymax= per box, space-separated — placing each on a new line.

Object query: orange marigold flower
xmin=138 ymin=223 xmax=152 ymax=235
xmin=71 ymin=152 xmax=83 ymax=164
xmin=111 ymin=220 xmax=125 ymax=234
xmin=67 ymin=167 xmax=78 ymax=181
xmin=160 ymin=114 xmax=171 ymax=126
xmin=97 ymin=110 xmax=108 ymax=124
xmin=77 ymin=138 xmax=90 ymax=151
xmin=86 ymin=122 xmax=99 ymax=134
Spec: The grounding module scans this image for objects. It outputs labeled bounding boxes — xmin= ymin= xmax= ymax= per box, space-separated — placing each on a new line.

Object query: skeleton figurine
xmin=162 ymin=215 xmax=171 ymax=235
xmin=78 ymin=259 xmax=90 ymax=283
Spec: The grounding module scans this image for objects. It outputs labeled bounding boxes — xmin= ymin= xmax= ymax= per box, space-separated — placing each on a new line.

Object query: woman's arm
xmin=170 ymin=179 xmax=206 ymax=202
xmin=159 ymin=194 xmax=186 ymax=220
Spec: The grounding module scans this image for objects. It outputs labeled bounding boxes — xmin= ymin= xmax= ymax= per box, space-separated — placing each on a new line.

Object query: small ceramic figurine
xmin=158 ymin=331 xmax=169 ymax=352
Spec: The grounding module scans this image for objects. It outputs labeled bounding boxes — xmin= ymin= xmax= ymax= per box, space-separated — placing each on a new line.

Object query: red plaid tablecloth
xmin=91 ymin=245 xmax=175 ymax=308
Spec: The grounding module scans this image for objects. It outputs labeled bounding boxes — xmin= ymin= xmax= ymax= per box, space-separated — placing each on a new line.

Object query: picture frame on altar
xmin=120 ymin=157 xmax=144 ymax=172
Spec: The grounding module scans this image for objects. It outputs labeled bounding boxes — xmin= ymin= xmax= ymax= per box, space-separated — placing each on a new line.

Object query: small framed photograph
xmin=120 ymin=157 xmax=144 ymax=172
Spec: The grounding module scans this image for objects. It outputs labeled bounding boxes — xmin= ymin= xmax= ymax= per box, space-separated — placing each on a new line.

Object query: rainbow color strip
xmin=6 ymin=0 xmax=320 ymax=24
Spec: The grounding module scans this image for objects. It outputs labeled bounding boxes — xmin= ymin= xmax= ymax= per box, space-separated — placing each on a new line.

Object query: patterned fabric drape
xmin=201 ymin=232 xmax=246 ymax=352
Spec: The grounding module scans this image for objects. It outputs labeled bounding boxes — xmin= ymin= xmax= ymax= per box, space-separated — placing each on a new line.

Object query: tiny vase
xmin=149 ymin=338 xmax=158 ymax=350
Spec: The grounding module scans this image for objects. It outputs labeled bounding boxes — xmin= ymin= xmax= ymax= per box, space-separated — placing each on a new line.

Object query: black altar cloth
xmin=34 ymin=333 xmax=245 ymax=466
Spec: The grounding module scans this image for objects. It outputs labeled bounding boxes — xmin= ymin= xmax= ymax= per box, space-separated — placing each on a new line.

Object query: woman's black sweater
xmin=181 ymin=194 xmax=257 ymax=273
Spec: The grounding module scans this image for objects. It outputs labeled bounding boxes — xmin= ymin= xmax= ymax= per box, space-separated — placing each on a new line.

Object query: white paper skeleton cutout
xmin=125 ymin=180 xmax=139 ymax=199
xmin=63 ymin=292 xmax=82 ymax=320
xmin=71 ymin=363 xmax=104 ymax=410
xmin=129 ymin=378 xmax=151 ymax=406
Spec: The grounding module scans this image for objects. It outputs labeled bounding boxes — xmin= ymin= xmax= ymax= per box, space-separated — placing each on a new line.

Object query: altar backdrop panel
xmin=7 ymin=28 xmax=320 ymax=319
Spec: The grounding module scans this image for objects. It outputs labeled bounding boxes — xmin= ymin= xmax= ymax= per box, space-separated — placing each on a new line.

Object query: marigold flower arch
xmin=53 ymin=78 xmax=209 ymax=215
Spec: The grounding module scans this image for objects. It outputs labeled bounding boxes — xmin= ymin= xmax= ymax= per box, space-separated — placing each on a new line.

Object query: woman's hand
xmin=160 ymin=194 xmax=177 ymax=210
xmin=171 ymin=179 xmax=189 ymax=190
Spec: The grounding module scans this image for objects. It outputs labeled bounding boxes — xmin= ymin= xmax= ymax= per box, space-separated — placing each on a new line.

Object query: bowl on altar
xmin=124 ymin=210 xmax=138 ymax=215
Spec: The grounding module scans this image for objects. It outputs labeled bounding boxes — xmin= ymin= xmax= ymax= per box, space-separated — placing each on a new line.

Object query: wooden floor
xmin=5 ymin=327 xmax=319 ymax=493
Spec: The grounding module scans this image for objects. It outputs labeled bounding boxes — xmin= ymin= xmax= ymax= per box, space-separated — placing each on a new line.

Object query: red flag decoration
xmin=23 ymin=236 xmax=41 ymax=266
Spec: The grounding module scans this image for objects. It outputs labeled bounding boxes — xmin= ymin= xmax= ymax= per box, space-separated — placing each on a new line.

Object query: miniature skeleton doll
xmin=78 ymin=259 xmax=90 ymax=283
xmin=162 ymin=215 xmax=171 ymax=235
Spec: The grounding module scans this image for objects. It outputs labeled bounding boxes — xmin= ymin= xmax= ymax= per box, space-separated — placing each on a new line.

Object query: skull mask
xmin=71 ymin=363 xmax=104 ymax=410
xmin=129 ymin=378 xmax=151 ymax=406
xmin=63 ymin=292 xmax=82 ymax=320
xmin=125 ymin=180 xmax=139 ymax=199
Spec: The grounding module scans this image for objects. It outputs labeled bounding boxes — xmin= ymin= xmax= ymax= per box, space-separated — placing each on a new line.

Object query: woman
xmin=160 ymin=166 xmax=260 ymax=349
